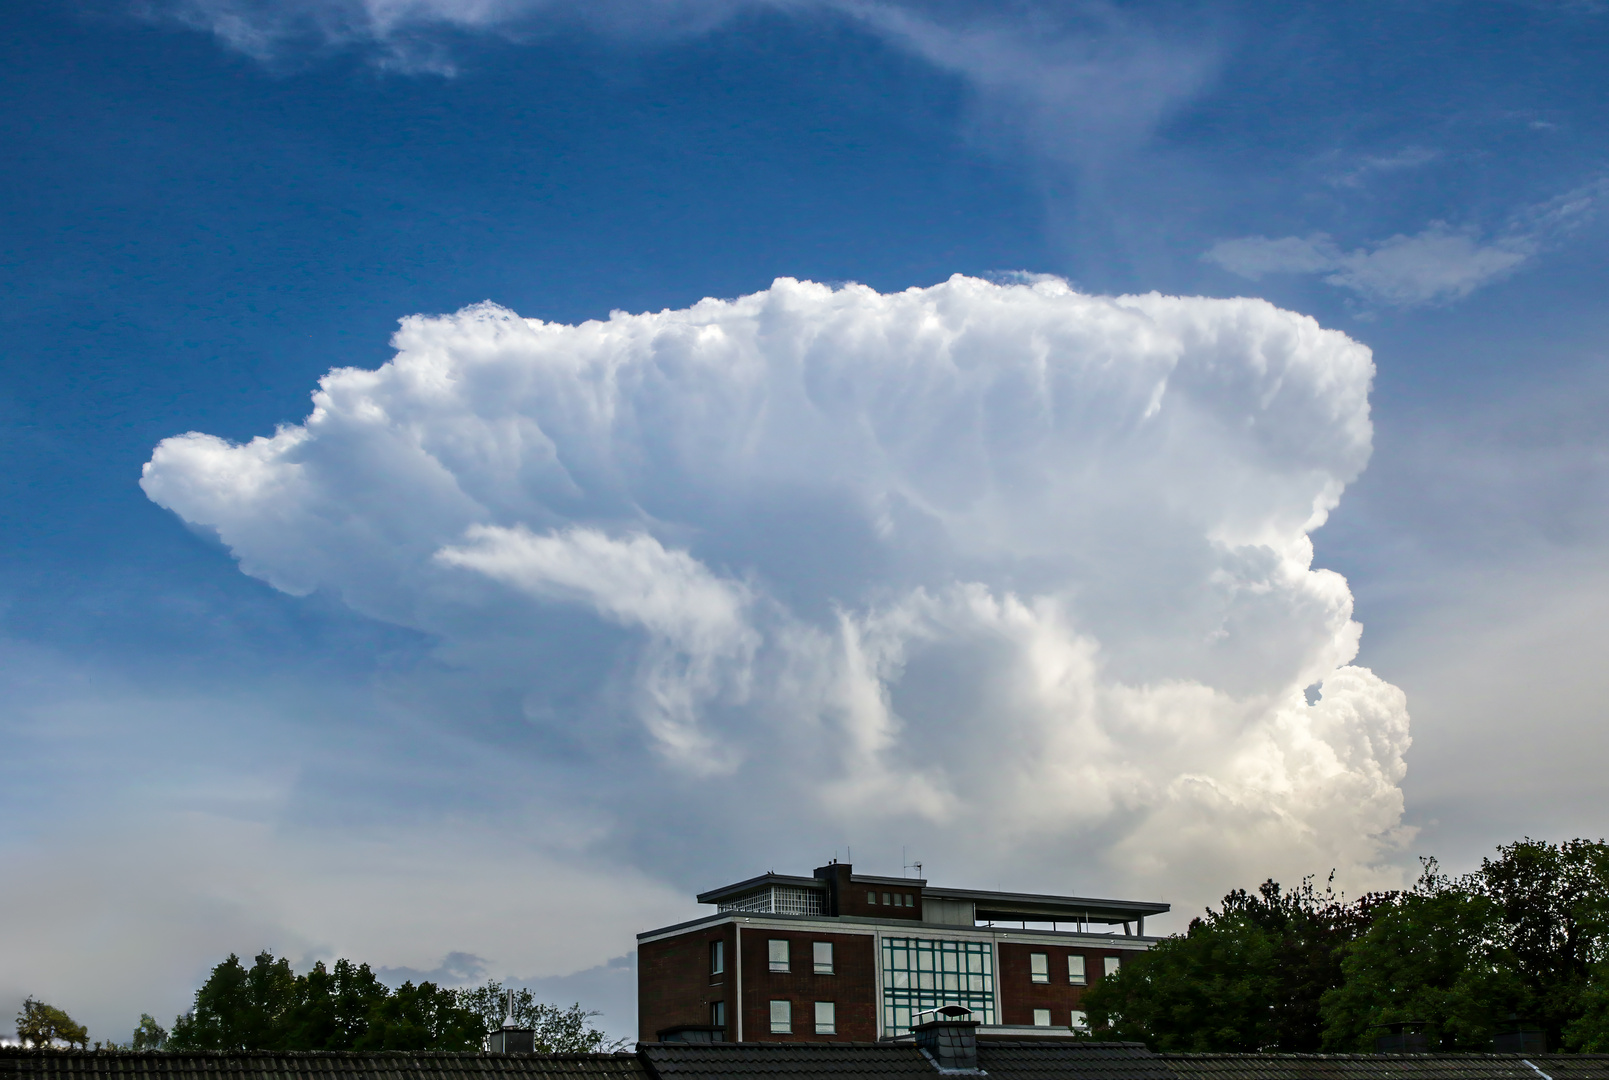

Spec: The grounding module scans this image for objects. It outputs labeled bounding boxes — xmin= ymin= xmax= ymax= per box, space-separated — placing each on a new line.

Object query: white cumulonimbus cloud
xmin=141 ymin=274 xmax=1411 ymax=902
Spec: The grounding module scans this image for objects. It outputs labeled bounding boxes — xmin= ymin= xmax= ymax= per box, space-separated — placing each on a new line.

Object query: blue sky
xmin=3 ymin=0 xmax=1608 ymax=1046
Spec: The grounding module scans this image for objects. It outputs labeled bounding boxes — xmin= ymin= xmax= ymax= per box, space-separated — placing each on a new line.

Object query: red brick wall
xmin=844 ymin=882 xmax=923 ymax=920
xmin=996 ymin=943 xmax=1127 ymax=1027
xmin=637 ymin=924 xmax=736 ymax=1042
xmin=738 ymin=927 xmax=878 ymax=1042
xmin=813 ymin=864 xmax=922 ymax=921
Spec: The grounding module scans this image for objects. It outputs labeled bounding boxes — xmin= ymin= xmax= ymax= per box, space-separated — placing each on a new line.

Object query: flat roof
xmin=923 ymin=886 xmax=1169 ymax=923
xmin=695 ymin=873 xmax=824 ymax=905
xmin=691 ymin=871 xmax=1167 ymax=924
xmin=637 ymin=908 xmax=1164 ymax=944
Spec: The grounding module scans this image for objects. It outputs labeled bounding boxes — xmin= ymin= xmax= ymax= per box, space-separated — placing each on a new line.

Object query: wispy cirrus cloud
xmin=836 ymin=2 xmax=1219 ymax=169
xmin=1206 ymin=176 xmax=1609 ymax=307
xmin=1325 ymin=146 xmax=1440 ymax=189
xmin=133 ymin=0 xmax=1220 ymax=170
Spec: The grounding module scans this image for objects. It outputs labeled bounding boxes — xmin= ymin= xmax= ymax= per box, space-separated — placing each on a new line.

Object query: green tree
xmin=281 ymin=959 xmax=391 ymax=1050
xmin=1478 ymin=838 xmax=1609 ymax=1048
xmin=1082 ymin=878 xmax=1379 ymax=1050
xmin=356 ymin=981 xmax=485 ymax=1051
xmin=525 ymin=1003 xmax=627 ymax=1054
xmin=167 ymin=951 xmax=298 ymax=1051
xmin=457 ymin=980 xmax=626 ymax=1053
xmin=16 ymin=997 xmax=90 ymax=1049
xmin=130 ymin=1014 xmax=167 ymax=1050
xmin=1320 ymin=865 xmax=1529 ymax=1050
xmin=1565 ymin=963 xmax=1609 ymax=1051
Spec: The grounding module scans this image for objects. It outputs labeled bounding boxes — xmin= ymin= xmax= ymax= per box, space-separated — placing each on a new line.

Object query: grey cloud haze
xmin=140 ymin=275 xmax=1412 ymax=913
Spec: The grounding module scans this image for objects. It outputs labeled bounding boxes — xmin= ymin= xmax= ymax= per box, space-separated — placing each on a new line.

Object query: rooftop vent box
xmin=486 ymin=1028 xmax=535 ymax=1054
xmin=913 ymin=1006 xmax=980 ymax=1072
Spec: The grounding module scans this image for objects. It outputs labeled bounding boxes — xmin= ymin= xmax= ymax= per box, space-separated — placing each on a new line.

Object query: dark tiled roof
xmin=641 ymin=1043 xmax=934 ymax=1080
xmin=0 ymin=1052 xmax=648 ymax=1080
xmin=11 ymin=1045 xmax=1609 ymax=1080
xmin=978 ymin=1041 xmax=1176 ymax=1080
xmin=1161 ymin=1055 xmax=1609 ymax=1080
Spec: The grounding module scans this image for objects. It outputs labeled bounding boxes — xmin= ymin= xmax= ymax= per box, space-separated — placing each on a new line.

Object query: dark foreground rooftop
xmin=0 ymin=1053 xmax=648 ymax=1080
xmin=7 ymin=1046 xmax=1609 ymax=1080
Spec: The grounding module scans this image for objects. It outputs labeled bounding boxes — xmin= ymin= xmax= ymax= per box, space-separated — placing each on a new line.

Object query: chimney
xmin=913 ymin=1006 xmax=981 ymax=1073
xmin=814 ymin=861 xmax=853 ymax=917
xmin=486 ymin=989 xmax=536 ymax=1053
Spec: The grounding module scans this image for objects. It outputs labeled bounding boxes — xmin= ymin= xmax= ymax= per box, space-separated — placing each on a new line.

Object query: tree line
xmin=14 ymin=953 xmax=622 ymax=1053
xmin=1082 ymin=838 xmax=1609 ymax=1052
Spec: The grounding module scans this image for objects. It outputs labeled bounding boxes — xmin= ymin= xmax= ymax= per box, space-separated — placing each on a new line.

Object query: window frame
xmin=710 ymin=939 xmax=725 ymax=975
xmin=813 ymin=941 xmax=834 ymax=974
xmin=769 ymin=938 xmax=791 ymax=973
xmin=1029 ymin=952 xmax=1050 ymax=984
xmin=814 ymin=1001 xmax=836 ymax=1035
xmin=1070 ymin=1009 xmax=1088 ymax=1031
xmin=710 ymin=1001 xmax=726 ymax=1029
xmin=769 ymin=999 xmax=792 ymax=1034
xmin=1103 ymin=955 xmax=1121 ymax=978
xmin=1067 ymin=954 xmax=1086 ymax=985
xmin=1032 ymin=1008 xmax=1052 ymax=1027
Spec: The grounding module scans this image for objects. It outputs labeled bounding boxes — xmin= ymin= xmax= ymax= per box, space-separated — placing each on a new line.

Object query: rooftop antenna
xmin=904 ymin=848 xmax=922 ymax=879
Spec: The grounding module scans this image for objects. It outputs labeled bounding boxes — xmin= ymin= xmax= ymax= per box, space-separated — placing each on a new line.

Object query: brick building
xmin=636 ymin=861 xmax=1169 ymax=1044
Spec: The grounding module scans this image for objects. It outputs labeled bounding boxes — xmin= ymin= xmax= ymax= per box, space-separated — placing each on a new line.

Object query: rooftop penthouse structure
xmin=636 ymin=861 xmax=1169 ymax=1044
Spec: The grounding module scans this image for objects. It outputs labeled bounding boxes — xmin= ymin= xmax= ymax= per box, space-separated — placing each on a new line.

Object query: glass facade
xmin=717 ymin=886 xmax=825 ymax=915
xmin=880 ymin=937 xmax=996 ymax=1033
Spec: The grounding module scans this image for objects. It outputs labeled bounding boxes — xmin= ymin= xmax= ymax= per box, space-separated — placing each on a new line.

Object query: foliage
xmin=165 ymin=951 xmax=486 ymax=1052
xmin=282 ymin=959 xmax=392 ymax=1050
xmin=130 ymin=1014 xmax=168 ymax=1050
xmin=1083 ymin=838 xmax=1609 ymax=1054
xmin=456 ymin=981 xmax=627 ymax=1053
xmin=1081 ymin=877 xmax=1383 ymax=1050
xmin=167 ymin=952 xmax=298 ymax=1051
xmin=1319 ymin=864 xmax=1529 ymax=1050
xmin=16 ymin=998 xmax=90 ymax=1049
xmin=358 ymin=982 xmax=485 ymax=1051
xmin=1564 ymin=963 xmax=1609 ymax=1052
xmin=1479 ymin=839 xmax=1609 ymax=1048
xmin=157 ymin=953 xmax=623 ymax=1054
xmin=1320 ymin=841 xmax=1609 ymax=1051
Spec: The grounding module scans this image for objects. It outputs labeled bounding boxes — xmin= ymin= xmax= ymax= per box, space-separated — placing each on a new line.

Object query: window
xmin=716 ymin=887 xmax=824 ymax=916
xmin=1068 ymin=955 xmax=1086 ymax=984
xmin=1103 ymin=956 xmax=1121 ymax=978
xmin=813 ymin=941 xmax=834 ymax=974
xmin=1069 ymin=1010 xmax=1088 ymax=1031
xmin=815 ymin=1001 xmax=836 ymax=1035
xmin=881 ymin=937 xmax=997 ymax=1033
xmin=1033 ymin=1009 xmax=1052 ymax=1027
xmin=1029 ymin=952 xmax=1049 ymax=984
xmin=883 ymin=892 xmax=892 ymax=905
xmin=710 ymin=1001 xmax=726 ymax=1029
xmin=769 ymin=939 xmax=790 ymax=972
xmin=770 ymin=999 xmax=792 ymax=1034
xmin=710 ymin=940 xmax=725 ymax=975
xmin=868 ymin=891 xmax=877 ymax=904
xmin=905 ymin=894 xmax=914 ymax=907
